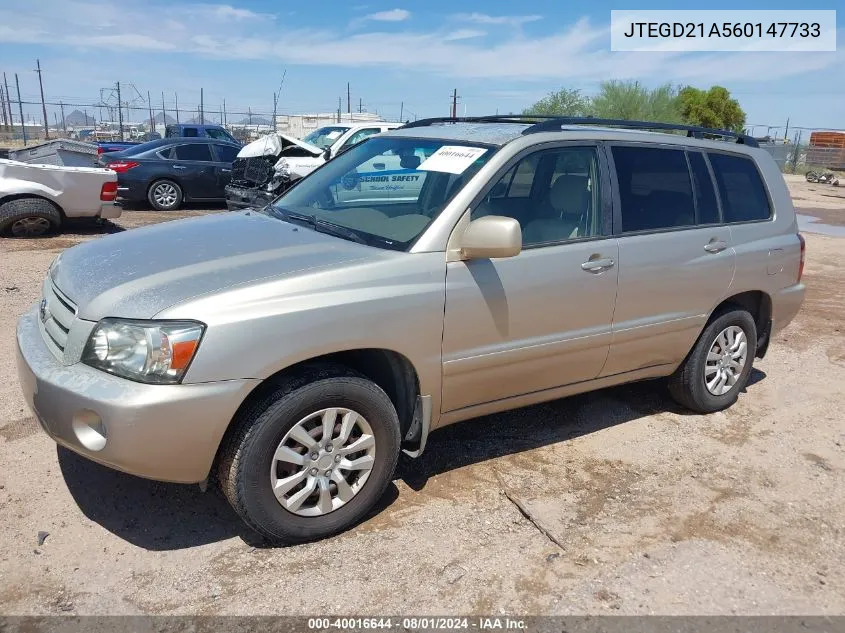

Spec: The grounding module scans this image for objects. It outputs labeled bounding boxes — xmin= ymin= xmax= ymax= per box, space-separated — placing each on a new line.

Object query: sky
xmin=0 ymin=0 xmax=842 ymax=135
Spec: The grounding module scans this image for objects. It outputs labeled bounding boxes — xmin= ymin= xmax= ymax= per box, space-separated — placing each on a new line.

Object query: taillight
xmin=97 ymin=147 xmax=105 ymax=155
xmin=797 ymin=233 xmax=806 ymax=282
xmin=107 ymin=161 xmax=139 ymax=173
xmin=100 ymin=181 xmax=118 ymax=202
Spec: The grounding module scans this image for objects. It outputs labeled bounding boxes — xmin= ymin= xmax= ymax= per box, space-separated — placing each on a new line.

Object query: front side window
xmin=213 ymin=144 xmax=239 ymax=163
xmin=302 ymin=126 xmax=351 ymax=150
xmin=474 ymin=147 xmax=601 ymax=246
xmin=707 ymin=153 xmax=771 ymax=223
xmin=340 ymin=128 xmax=381 ymax=151
xmin=174 ymin=143 xmax=213 ymax=161
xmin=612 ymin=146 xmax=696 ymax=233
xmin=270 ymin=137 xmax=496 ymax=250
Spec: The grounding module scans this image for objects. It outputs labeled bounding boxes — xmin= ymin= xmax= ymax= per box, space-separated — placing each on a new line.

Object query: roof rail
xmin=400 ymin=115 xmax=558 ymax=129
xmin=521 ymin=117 xmax=758 ymax=147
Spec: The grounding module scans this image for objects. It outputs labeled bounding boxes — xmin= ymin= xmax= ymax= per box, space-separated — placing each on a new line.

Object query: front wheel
xmin=0 ymin=198 xmax=61 ymax=237
xmin=218 ymin=367 xmax=401 ymax=544
xmin=668 ymin=309 xmax=757 ymax=413
xmin=147 ymin=179 xmax=183 ymax=211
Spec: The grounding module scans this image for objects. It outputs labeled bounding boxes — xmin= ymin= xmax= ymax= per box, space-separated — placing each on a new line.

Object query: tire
xmin=147 ymin=179 xmax=183 ymax=211
xmin=668 ymin=309 xmax=757 ymax=414
xmin=0 ymin=198 xmax=61 ymax=237
xmin=218 ymin=365 xmax=401 ymax=544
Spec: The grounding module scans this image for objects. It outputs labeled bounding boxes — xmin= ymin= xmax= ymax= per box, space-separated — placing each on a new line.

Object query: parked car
xmin=165 ymin=124 xmax=239 ymax=145
xmin=225 ymin=121 xmax=402 ymax=211
xmin=97 ymin=138 xmax=241 ymax=210
xmin=0 ymin=158 xmax=119 ymax=237
xmin=96 ymin=141 xmax=140 ymax=157
xmin=16 ymin=116 xmax=806 ymax=544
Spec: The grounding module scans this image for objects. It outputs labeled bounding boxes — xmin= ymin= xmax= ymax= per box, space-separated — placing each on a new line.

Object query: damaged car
xmin=225 ymin=122 xmax=402 ymax=211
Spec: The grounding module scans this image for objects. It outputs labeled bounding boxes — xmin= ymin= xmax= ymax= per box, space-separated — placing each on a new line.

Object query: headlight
xmin=82 ymin=319 xmax=205 ymax=384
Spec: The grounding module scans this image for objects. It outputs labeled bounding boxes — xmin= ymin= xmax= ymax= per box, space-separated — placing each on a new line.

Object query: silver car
xmin=16 ymin=117 xmax=806 ymax=543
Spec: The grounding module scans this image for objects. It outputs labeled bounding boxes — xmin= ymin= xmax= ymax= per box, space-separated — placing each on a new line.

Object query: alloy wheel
xmin=704 ymin=325 xmax=748 ymax=396
xmin=10 ymin=216 xmax=51 ymax=237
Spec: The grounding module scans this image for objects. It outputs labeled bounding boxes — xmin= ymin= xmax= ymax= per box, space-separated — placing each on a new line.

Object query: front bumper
xmin=224 ymin=184 xmax=276 ymax=212
xmin=16 ymin=305 xmax=259 ymax=483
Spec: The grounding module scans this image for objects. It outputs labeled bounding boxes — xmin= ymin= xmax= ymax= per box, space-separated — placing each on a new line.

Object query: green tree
xmin=523 ymin=88 xmax=590 ymax=116
xmin=590 ymin=80 xmax=682 ymax=123
xmin=678 ymin=85 xmax=746 ymax=132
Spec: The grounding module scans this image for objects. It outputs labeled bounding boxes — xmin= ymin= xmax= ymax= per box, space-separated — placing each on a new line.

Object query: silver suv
xmin=16 ymin=117 xmax=806 ymax=544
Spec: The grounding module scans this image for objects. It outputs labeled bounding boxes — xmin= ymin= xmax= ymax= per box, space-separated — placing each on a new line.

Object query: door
xmin=600 ymin=144 xmax=736 ymax=377
xmin=441 ymin=144 xmax=619 ymax=412
xmin=170 ymin=143 xmax=218 ymax=199
xmin=211 ymin=143 xmax=239 ymax=193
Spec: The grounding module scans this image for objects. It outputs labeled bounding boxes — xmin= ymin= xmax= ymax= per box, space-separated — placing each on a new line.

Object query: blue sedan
xmin=98 ymin=138 xmax=241 ymax=210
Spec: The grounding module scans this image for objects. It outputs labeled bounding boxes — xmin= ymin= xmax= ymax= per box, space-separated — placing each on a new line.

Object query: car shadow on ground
xmin=57 ymin=370 xmax=766 ymax=551
xmin=59 ymin=218 xmax=127 ymax=235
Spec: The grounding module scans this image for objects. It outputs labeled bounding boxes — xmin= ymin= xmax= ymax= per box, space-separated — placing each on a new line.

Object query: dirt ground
xmin=0 ymin=184 xmax=843 ymax=616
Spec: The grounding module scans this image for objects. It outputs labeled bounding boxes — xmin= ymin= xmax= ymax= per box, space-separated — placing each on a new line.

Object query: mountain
xmin=63 ymin=109 xmax=93 ymax=127
xmin=154 ymin=112 xmax=177 ymax=125
xmin=236 ymin=116 xmax=271 ymax=125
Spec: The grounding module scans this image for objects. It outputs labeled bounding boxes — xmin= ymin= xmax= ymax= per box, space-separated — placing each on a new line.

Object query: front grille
xmin=40 ymin=279 xmax=77 ymax=356
xmin=231 ymin=156 xmax=275 ymax=187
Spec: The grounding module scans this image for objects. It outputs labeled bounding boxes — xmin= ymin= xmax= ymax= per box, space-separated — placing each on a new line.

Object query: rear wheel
xmin=147 ymin=179 xmax=183 ymax=211
xmin=218 ymin=366 xmax=401 ymax=544
xmin=0 ymin=198 xmax=61 ymax=237
xmin=668 ymin=309 xmax=757 ymax=413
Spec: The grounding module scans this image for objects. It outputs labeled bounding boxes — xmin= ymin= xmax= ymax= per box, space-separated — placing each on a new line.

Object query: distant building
xmin=274 ymin=112 xmax=386 ymax=139
xmin=807 ymin=131 xmax=845 ymax=170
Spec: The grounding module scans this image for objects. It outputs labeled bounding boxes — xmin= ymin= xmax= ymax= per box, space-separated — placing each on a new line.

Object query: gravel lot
xmin=0 ymin=180 xmax=843 ymax=616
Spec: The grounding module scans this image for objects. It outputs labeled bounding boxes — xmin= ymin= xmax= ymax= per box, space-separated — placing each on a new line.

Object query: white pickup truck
xmin=0 ymin=159 xmax=120 ymax=237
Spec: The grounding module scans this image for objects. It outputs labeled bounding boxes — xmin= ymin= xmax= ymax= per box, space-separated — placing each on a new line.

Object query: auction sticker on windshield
xmin=418 ymin=146 xmax=488 ymax=174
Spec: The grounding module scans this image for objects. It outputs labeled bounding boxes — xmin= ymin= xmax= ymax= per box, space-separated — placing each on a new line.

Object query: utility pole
xmin=15 ymin=73 xmax=26 ymax=146
xmin=399 ymin=101 xmax=403 ymax=122
xmin=59 ymin=101 xmax=66 ymax=135
xmin=174 ymin=92 xmax=179 ymax=124
xmin=147 ymin=90 xmax=154 ymax=135
xmin=223 ymin=99 xmax=227 ymax=127
xmin=161 ymin=92 xmax=166 ymax=132
xmin=200 ymin=88 xmax=204 ymax=124
xmin=784 ymin=117 xmax=790 ymax=143
xmin=3 ymin=73 xmax=12 ymax=132
xmin=347 ymin=82 xmax=351 ymax=115
xmin=451 ymin=89 xmax=458 ymax=118
xmin=0 ymin=87 xmax=7 ymax=131
xmin=84 ymin=109 xmax=89 ymax=126
xmin=337 ymin=97 xmax=341 ymax=123
xmin=116 ymin=81 xmax=124 ymax=141
xmin=359 ymin=97 xmax=362 ymax=113
xmin=34 ymin=59 xmax=49 ymax=139
xmin=273 ymin=91 xmax=278 ymax=132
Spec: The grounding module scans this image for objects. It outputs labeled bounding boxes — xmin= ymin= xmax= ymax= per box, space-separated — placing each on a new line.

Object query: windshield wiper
xmin=271 ymin=207 xmax=367 ymax=245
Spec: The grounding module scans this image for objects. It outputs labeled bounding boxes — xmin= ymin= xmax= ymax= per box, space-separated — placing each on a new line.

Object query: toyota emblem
xmin=39 ymin=298 xmax=48 ymax=323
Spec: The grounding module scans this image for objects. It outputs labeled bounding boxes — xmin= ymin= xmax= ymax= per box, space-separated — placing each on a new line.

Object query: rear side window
xmin=174 ymin=144 xmax=213 ymax=161
xmin=611 ymin=146 xmax=696 ymax=232
xmin=708 ymin=153 xmax=771 ymax=223
xmin=687 ymin=152 xmax=720 ymax=225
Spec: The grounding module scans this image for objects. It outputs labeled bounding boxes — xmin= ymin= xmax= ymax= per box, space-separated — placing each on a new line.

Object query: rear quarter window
xmin=707 ymin=153 xmax=772 ymax=223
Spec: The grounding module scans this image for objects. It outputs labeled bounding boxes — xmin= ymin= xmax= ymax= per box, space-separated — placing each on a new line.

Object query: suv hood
xmin=50 ymin=212 xmax=381 ymax=321
xmin=237 ymin=132 xmax=323 ymax=159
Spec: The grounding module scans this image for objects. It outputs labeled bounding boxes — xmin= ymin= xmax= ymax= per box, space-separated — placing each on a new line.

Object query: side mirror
xmin=323 ymin=148 xmax=332 ymax=161
xmin=459 ymin=216 xmax=522 ymax=260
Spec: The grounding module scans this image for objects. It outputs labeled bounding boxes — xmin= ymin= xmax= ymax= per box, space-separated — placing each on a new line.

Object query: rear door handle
xmin=173 ymin=164 xmax=186 ymax=170
xmin=704 ymin=240 xmax=727 ymax=253
xmin=581 ymin=257 xmax=615 ymax=273
xmin=221 ymin=168 xmax=231 ymax=173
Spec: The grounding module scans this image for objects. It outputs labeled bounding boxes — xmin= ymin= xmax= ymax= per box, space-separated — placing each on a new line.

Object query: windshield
xmin=302 ymin=126 xmax=351 ymax=149
xmin=268 ymin=136 xmax=496 ymax=250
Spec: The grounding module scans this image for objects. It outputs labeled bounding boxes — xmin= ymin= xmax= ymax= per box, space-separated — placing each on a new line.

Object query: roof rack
xmin=399 ymin=115 xmax=758 ymax=148
xmin=521 ymin=117 xmax=758 ymax=147
xmin=399 ymin=115 xmax=558 ymax=129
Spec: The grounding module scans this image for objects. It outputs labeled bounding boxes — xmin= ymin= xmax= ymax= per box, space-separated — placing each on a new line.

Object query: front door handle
xmin=704 ymin=239 xmax=727 ymax=253
xmin=221 ymin=168 xmax=231 ymax=173
xmin=172 ymin=164 xmax=186 ymax=170
xmin=581 ymin=257 xmax=615 ymax=273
